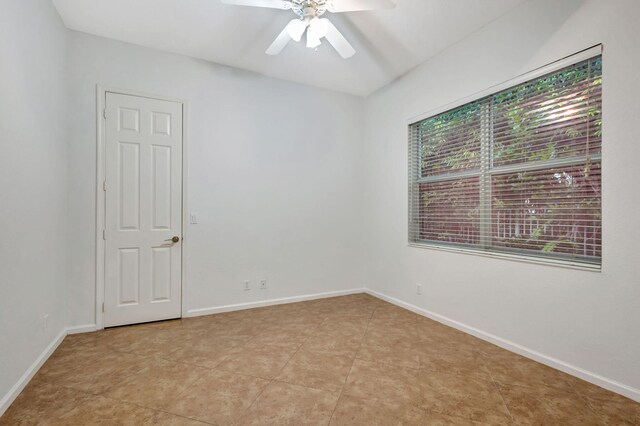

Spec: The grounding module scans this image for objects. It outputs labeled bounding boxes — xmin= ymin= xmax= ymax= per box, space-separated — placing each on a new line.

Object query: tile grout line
xmin=14 ymin=382 xmax=97 ymax=424
xmin=413 ymin=312 xmax=432 ymax=423
xmin=162 ymin=314 xmax=273 ymax=372
xmin=564 ymin=374 xmax=605 ymax=421
xmin=327 ymin=305 xmax=377 ymax=424
xmin=9 ymin=295 xmax=627 ymax=425
xmin=21 ymin=300 xmax=416 ymax=415
xmin=278 ymin=316 xmax=328 ymax=373
xmin=483 ymin=360 xmax=515 ymax=423
xmin=26 ymin=381 xmax=217 ymax=426
xmin=233 ymin=314 xmax=329 ymax=422
xmin=68 ymin=325 xmax=254 ymax=424
xmin=103 ymin=394 xmax=218 ymax=426
xmin=29 ymin=365 xmax=176 ymax=424
xmin=111 ymin=313 xmax=322 ymax=424
xmin=240 ymin=303 xmax=381 ymax=420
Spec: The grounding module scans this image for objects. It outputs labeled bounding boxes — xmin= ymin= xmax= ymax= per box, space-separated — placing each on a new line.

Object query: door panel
xmin=118 ymin=248 xmax=140 ymax=305
xmin=118 ymin=142 xmax=140 ymax=230
xmin=151 ymin=247 xmax=172 ymax=301
xmin=152 ymin=145 xmax=172 ymax=230
xmin=104 ymin=92 xmax=183 ymax=327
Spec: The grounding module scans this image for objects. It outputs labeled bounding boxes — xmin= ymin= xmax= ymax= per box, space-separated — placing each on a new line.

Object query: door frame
xmin=95 ymin=86 xmax=189 ymax=330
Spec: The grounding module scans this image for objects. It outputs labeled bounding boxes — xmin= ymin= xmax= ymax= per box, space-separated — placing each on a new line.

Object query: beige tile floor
xmin=1 ymin=294 xmax=639 ymax=425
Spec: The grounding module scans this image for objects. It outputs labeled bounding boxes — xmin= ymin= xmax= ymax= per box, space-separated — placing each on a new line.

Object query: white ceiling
xmin=52 ymin=0 xmax=527 ymax=96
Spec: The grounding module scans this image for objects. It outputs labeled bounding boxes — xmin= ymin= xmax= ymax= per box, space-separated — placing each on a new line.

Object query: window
xmin=408 ymin=53 xmax=602 ymax=268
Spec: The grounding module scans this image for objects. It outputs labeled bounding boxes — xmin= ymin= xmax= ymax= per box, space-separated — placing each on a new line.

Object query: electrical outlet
xmin=244 ymin=280 xmax=250 ymax=291
xmin=260 ymin=279 xmax=267 ymax=290
xmin=190 ymin=213 xmax=198 ymax=224
xmin=416 ymin=284 xmax=422 ymax=295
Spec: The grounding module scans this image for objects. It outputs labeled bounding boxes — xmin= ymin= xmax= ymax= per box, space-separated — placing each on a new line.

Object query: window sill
xmin=408 ymin=242 xmax=602 ymax=272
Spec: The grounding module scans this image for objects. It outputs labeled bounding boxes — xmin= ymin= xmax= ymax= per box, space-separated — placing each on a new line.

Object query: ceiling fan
xmin=220 ymin=0 xmax=397 ymax=58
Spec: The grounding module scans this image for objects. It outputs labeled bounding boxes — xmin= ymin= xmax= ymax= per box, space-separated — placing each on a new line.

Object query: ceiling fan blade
xmin=266 ymin=19 xmax=307 ymax=55
xmin=327 ymin=0 xmax=396 ymax=13
xmin=266 ymin=27 xmax=292 ymax=55
xmin=323 ymin=19 xmax=355 ymax=59
xmin=220 ymin=0 xmax=292 ymax=10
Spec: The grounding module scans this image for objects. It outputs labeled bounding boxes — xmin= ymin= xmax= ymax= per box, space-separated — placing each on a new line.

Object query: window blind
xmin=408 ymin=54 xmax=602 ymax=267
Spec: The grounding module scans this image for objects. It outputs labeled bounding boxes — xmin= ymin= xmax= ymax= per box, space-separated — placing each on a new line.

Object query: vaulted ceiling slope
xmin=52 ymin=0 xmax=526 ymax=96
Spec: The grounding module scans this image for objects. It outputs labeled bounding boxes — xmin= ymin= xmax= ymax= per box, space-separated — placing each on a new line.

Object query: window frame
xmin=407 ymin=45 xmax=603 ymax=271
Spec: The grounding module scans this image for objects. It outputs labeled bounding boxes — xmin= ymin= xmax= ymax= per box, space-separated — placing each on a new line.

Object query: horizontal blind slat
xmin=409 ymin=55 xmax=602 ymax=265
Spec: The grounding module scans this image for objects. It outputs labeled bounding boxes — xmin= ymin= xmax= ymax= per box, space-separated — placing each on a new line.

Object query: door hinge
xmin=102 ymin=302 xmax=105 ymax=313
xmin=103 ymin=108 xmax=106 ymax=119
xmin=103 ymin=181 xmax=107 ymax=191
xmin=102 ymin=229 xmax=106 ymax=240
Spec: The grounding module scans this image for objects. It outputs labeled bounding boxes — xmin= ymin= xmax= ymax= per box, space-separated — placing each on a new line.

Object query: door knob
xmin=165 ymin=236 xmax=180 ymax=243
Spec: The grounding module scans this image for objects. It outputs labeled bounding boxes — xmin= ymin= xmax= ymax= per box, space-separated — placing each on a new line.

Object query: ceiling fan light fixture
xmin=309 ymin=17 xmax=328 ymax=37
xmin=222 ymin=0 xmax=397 ymax=58
xmin=306 ymin=33 xmax=322 ymax=48
xmin=287 ymin=18 xmax=308 ymax=42
xmin=306 ymin=17 xmax=328 ymax=48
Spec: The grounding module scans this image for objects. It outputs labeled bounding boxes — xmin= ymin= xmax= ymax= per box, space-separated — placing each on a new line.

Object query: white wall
xmin=65 ymin=31 xmax=365 ymax=326
xmin=363 ymin=0 xmax=640 ymax=395
xmin=3 ymin=0 xmax=639 ymax=409
xmin=0 ymin=0 xmax=69 ymax=406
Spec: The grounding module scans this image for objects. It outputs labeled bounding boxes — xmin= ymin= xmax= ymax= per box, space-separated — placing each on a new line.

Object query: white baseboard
xmin=3 ymin=290 xmax=371 ymax=417
xmin=365 ymin=289 xmax=640 ymax=403
xmin=0 ymin=323 xmax=101 ymax=417
xmin=185 ymin=288 xmax=365 ymax=318
xmin=0 ymin=329 xmax=67 ymax=416
xmin=6 ymin=287 xmax=635 ymax=420
xmin=66 ymin=324 xmax=97 ymax=335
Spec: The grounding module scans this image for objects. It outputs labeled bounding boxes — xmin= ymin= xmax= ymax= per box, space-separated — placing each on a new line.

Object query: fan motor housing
xmin=292 ymin=0 xmax=328 ymax=18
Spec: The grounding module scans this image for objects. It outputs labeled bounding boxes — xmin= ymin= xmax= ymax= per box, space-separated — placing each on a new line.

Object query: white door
xmin=104 ymin=92 xmax=183 ymax=327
